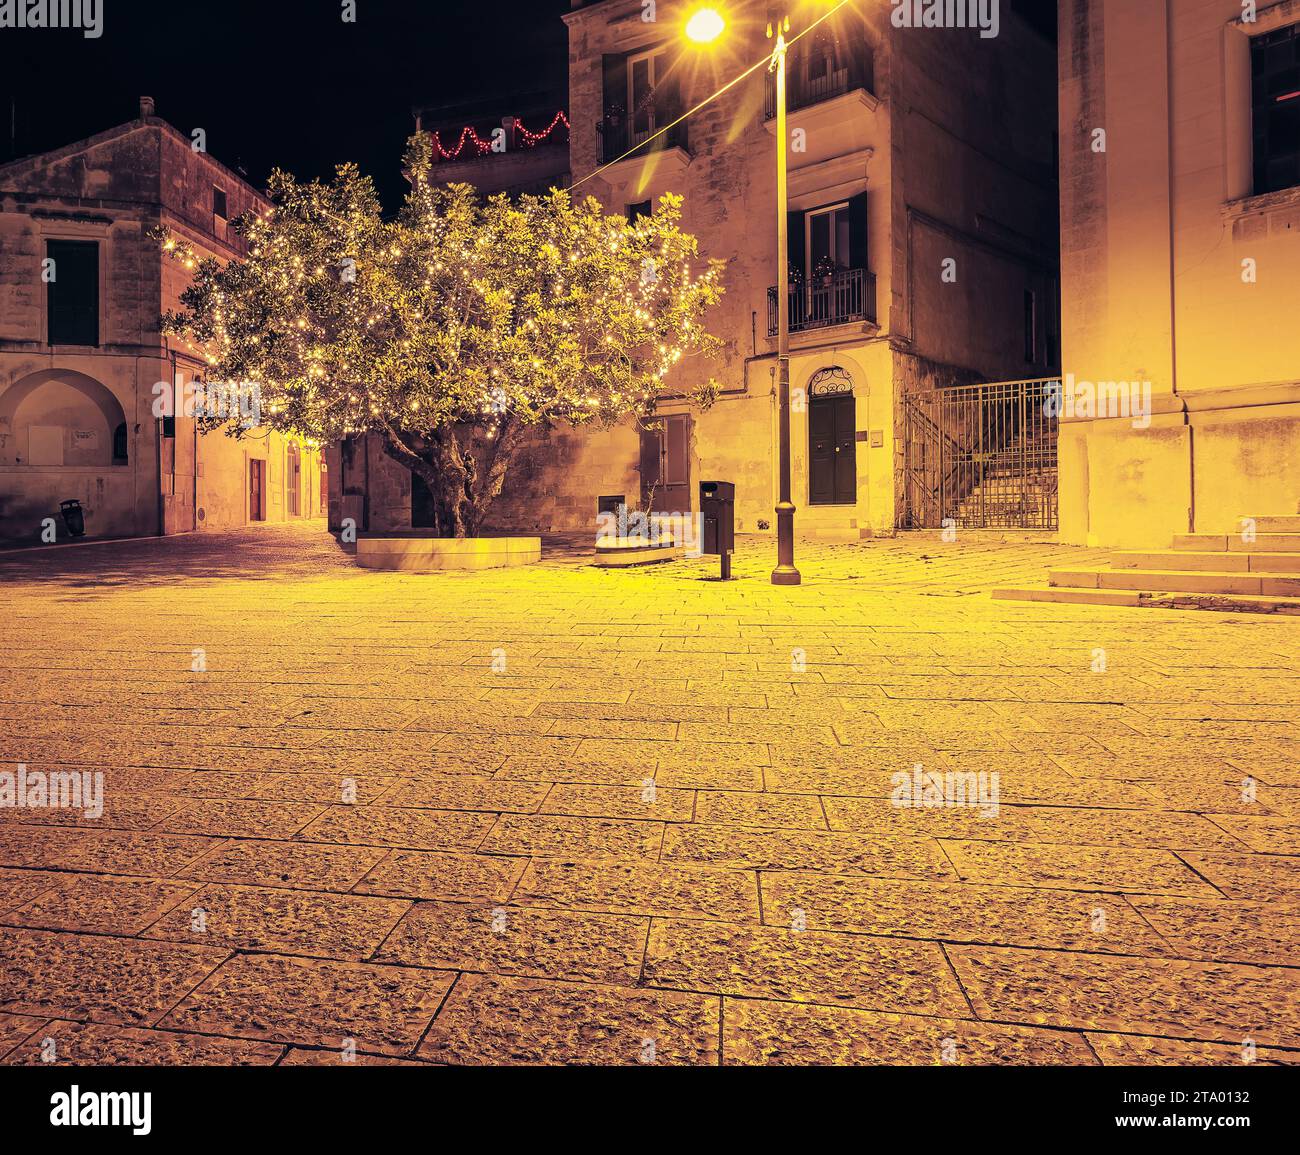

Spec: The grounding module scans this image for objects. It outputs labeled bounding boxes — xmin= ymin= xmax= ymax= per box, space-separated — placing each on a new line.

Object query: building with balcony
xmin=1056 ymin=0 xmax=1300 ymax=548
xmin=414 ymin=89 xmax=571 ymax=198
xmin=481 ymin=0 xmax=1060 ymax=539
xmin=0 ymin=100 xmax=323 ymax=543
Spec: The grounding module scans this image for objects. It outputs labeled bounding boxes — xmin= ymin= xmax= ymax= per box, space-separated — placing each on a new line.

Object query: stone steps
xmin=993 ymin=586 xmax=1300 ymax=614
xmin=993 ymin=505 xmax=1300 ymax=613
xmin=1174 ymin=532 xmax=1300 ymax=552
xmin=1112 ymin=549 xmax=1300 ymax=572
xmin=1050 ymin=568 xmax=1300 ymax=596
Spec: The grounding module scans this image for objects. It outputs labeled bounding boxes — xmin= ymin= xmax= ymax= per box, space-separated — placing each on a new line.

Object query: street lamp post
xmin=768 ymin=12 xmax=801 ymax=586
xmin=686 ymin=5 xmax=804 ymax=585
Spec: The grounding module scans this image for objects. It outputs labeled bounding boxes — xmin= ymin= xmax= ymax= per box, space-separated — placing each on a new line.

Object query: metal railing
xmin=596 ymin=109 xmax=688 ymax=165
xmin=767 ymin=268 xmax=876 ymax=335
xmin=901 ymin=378 xmax=1059 ymax=530
xmin=764 ymin=53 xmax=873 ymax=119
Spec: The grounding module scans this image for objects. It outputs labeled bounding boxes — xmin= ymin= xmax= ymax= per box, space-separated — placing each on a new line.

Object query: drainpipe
xmin=1165 ymin=0 xmax=1190 ymax=530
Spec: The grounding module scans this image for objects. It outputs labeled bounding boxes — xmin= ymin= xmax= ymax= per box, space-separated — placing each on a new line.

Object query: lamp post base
xmin=771 ymin=502 xmax=800 ymax=586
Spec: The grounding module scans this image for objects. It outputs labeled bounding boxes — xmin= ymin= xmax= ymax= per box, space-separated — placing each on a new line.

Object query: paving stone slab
xmin=3 ymin=874 xmax=201 ymax=936
xmin=759 ymin=873 xmax=1170 ymax=955
xmin=723 ymin=999 xmax=1096 ymax=1065
xmin=161 ymin=953 xmax=452 ymax=1055
xmin=663 ymin=824 xmax=955 ymax=879
xmin=353 ymin=849 xmax=526 ymax=903
xmin=2 ymin=1021 xmax=285 ymax=1065
xmin=297 ymin=806 xmax=495 ymax=851
xmin=478 ymin=813 xmax=663 ymax=859
xmin=0 ymin=928 xmax=228 ymax=1027
xmin=142 ymin=883 xmax=411 ymax=961
xmin=950 ymin=945 xmax=1300 ymax=1047
xmin=376 ymin=900 xmax=646 ymax=984
xmin=176 ymin=838 xmax=389 ymax=892
xmin=514 ymin=858 xmax=759 ymax=921
xmin=420 ymin=974 xmax=720 ymax=1065
xmin=941 ymin=839 xmax=1222 ymax=895
xmin=1085 ymin=1032 xmax=1299 ymax=1066
xmin=644 ymin=919 xmax=968 ymax=1016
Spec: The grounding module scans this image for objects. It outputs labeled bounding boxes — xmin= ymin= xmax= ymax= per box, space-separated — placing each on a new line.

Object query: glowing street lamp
xmin=684 ymin=7 xmax=726 ymax=44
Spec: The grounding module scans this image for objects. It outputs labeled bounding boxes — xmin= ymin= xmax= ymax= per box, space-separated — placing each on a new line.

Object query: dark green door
xmin=809 ymin=394 xmax=856 ymax=505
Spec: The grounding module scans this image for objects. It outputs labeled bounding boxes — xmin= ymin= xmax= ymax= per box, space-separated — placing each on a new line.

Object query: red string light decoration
xmin=429 ymin=111 xmax=570 ymax=161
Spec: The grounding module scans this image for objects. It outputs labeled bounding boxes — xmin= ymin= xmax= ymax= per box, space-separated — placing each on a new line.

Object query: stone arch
xmin=0 ymin=369 xmax=128 ymax=468
xmin=797 ymin=353 xmax=869 ymax=399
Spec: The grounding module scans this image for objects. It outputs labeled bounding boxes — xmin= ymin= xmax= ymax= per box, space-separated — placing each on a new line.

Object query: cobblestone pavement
xmin=1 ymin=523 xmax=1297 ymax=1066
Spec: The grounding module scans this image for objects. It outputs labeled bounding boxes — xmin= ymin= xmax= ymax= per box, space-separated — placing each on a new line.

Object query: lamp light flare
xmin=685 ymin=7 xmax=726 ymax=44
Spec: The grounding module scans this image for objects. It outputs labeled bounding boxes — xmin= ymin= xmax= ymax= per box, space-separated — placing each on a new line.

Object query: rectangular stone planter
xmin=356 ymin=535 xmax=541 ymax=571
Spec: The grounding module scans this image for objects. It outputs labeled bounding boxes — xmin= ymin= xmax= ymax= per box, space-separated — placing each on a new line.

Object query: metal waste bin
xmin=700 ymin=481 xmax=734 ymax=557
xmin=60 ymin=499 xmax=86 ymax=538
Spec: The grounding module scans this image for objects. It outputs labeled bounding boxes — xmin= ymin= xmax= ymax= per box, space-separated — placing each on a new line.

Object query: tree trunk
xmin=378 ymin=420 xmax=523 ymax=539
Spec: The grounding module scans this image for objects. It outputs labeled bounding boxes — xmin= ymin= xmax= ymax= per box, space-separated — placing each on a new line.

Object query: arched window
xmin=113 ymin=422 xmax=128 ymax=464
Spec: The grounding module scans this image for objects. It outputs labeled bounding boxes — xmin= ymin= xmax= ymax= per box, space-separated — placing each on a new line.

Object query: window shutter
xmin=848 ymin=191 xmax=868 ymax=271
xmin=787 ymin=211 xmax=805 ymax=278
xmin=602 ymin=54 xmax=629 ymax=117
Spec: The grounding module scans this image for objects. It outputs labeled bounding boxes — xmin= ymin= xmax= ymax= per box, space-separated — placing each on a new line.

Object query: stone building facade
xmin=1057 ymin=0 xmax=1300 ymax=548
xmin=330 ymin=1 xmax=1059 ymax=541
xmin=477 ymin=0 xmax=1060 ymax=540
xmin=0 ymin=102 xmax=323 ymax=543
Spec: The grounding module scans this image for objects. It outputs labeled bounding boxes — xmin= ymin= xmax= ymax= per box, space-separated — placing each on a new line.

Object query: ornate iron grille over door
xmin=902 ymin=378 xmax=1059 ymax=530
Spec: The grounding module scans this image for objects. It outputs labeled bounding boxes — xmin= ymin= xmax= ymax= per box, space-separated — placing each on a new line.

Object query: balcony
xmin=767 ymin=268 xmax=876 ymax=336
xmin=764 ymin=51 xmax=873 ymax=120
xmin=596 ymin=109 xmax=688 ymax=166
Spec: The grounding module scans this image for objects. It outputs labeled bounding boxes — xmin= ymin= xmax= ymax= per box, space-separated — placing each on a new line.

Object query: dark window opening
xmin=46 ymin=239 xmax=99 ymax=346
xmin=161 ymin=416 xmax=176 ymax=439
xmin=1252 ymin=24 xmax=1300 ymax=195
xmin=213 ymin=186 xmax=228 ymax=220
xmin=626 ymin=200 xmax=652 ymax=223
xmin=113 ymin=422 xmax=128 ymax=464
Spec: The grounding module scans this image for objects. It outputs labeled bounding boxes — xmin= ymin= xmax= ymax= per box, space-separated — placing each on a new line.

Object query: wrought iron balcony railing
xmin=596 ymin=109 xmax=688 ymax=165
xmin=764 ymin=54 xmax=874 ymax=119
xmin=767 ymin=268 xmax=876 ymax=336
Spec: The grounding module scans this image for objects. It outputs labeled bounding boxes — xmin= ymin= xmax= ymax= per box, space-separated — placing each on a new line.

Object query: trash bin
xmin=59 ymin=500 xmax=86 ymax=538
xmin=700 ymin=481 xmax=734 ymax=556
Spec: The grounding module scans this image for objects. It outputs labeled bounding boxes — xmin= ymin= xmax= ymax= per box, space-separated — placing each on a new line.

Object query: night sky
xmin=0 ymin=0 xmax=571 ymax=209
xmin=1 ymin=0 xmax=1055 ymax=209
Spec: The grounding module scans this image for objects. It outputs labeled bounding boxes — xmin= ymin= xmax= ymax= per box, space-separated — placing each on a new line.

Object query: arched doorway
xmin=807 ymin=367 xmax=856 ymax=505
xmin=0 ymin=369 xmax=127 ymax=468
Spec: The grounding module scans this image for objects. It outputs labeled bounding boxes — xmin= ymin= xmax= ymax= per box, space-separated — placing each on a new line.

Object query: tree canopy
xmin=160 ymin=133 xmax=725 ymax=536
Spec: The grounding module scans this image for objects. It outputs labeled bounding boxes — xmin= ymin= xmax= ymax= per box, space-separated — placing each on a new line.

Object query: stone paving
xmin=0 ymin=523 xmax=1297 ymax=1066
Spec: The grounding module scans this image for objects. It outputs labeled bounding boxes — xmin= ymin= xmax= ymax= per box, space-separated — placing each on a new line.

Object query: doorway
xmin=248 ymin=458 xmax=266 ymax=522
xmin=809 ymin=393 xmax=856 ymax=505
xmin=286 ymin=443 xmax=301 ymax=516
xmin=638 ymin=413 xmax=691 ymax=514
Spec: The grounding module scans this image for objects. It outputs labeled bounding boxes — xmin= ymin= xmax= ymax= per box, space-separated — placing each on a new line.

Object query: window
xmin=806 ymin=204 xmax=853 ymax=279
xmin=113 ymin=423 xmax=129 ymax=464
xmin=627 ymin=47 xmax=672 ymax=144
xmin=626 ymin=200 xmax=652 ymax=223
xmin=1252 ymin=24 xmax=1300 ymax=195
xmin=213 ymin=186 xmax=229 ymax=220
xmin=46 ymin=239 xmax=99 ymax=346
xmin=1024 ymin=289 xmax=1038 ymax=364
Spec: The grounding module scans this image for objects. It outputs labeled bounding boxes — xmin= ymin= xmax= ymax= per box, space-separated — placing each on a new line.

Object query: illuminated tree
xmin=160 ymin=134 xmax=725 ymax=537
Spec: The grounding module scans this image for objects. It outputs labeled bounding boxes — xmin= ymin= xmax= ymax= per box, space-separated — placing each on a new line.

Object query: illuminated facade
xmin=0 ymin=101 xmax=323 ymax=542
xmin=1057 ymin=0 xmax=1300 ymax=547
xmin=483 ymin=0 xmax=1060 ymax=540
